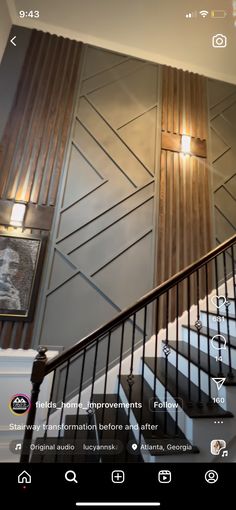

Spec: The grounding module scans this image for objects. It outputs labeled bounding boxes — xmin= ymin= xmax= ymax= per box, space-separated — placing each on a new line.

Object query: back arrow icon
xmin=10 ymin=36 xmax=16 ymax=47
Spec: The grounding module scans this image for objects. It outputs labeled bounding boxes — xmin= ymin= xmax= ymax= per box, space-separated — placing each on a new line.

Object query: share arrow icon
xmin=212 ymin=377 xmax=226 ymax=390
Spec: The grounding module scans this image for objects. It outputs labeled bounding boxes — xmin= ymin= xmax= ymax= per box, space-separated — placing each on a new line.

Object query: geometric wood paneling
xmin=0 ymin=30 xmax=82 ymax=349
xmin=208 ymin=78 xmax=236 ymax=244
xmin=37 ymin=47 xmax=160 ymax=349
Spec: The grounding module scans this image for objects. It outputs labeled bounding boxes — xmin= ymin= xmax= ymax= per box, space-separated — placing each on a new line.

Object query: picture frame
xmin=0 ymin=232 xmax=47 ymax=321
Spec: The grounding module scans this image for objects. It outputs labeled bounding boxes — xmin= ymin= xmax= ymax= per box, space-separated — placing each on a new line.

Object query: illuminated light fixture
xmin=181 ymin=135 xmax=191 ymax=154
xmin=10 ymin=203 xmax=26 ymax=227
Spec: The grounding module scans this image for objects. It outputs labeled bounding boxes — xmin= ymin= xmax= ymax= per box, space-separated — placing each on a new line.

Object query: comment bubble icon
xmin=211 ymin=334 xmax=226 ymax=351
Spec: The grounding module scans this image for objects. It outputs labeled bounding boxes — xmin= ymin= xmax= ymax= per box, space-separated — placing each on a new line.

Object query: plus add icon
xmin=111 ymin=470 xmax=125 ymax=484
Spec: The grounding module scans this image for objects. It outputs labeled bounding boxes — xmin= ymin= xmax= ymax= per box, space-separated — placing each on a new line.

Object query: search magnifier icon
xmin=65 ymin=470 xmax=78 ymax=484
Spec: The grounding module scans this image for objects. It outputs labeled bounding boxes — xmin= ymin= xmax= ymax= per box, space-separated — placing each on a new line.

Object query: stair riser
xmin=200 ymin=311 xmax=236 ymax=336
xmin=181 ymin=329 xmax=236 ymax=369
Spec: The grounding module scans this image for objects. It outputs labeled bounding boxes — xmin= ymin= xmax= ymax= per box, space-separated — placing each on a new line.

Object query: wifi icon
xmin=199 ymin=10 xmax=209 ymax=17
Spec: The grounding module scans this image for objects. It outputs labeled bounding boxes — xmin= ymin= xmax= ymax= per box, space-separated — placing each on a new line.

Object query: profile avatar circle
xmin=9 ymin=394 xmax=31 ymax=416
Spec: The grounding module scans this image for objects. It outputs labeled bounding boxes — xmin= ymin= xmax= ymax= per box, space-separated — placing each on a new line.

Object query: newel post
xmin=20 ymin=346 xmax=48 ymax=463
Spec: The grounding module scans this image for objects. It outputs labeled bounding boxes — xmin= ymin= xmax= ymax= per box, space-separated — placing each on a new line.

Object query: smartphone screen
xmin=0 ymin=0 xmax=235 ymax=507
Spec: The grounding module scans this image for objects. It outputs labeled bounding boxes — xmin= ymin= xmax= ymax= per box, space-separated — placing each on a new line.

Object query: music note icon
xmin=222 ymin=450 xmax=228 ymax=457
xmin=15 ymin=443 xmax=22 ymax=451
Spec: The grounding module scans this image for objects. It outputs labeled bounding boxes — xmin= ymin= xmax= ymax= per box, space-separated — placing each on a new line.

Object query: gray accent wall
xmin=36 ymin=46 xmax=161 ymax=350
xmin=208 ymin=78 xmax=236 ymax=244
xmin=0 ymin=25 xmax=31 ymax=140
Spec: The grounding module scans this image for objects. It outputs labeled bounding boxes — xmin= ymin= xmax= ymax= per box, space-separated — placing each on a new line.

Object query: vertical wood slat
xmin=157 ymin=153 xmax=212 ymax=322
xmin=0 ymin=30 xmax=82 ymax=204
xmin=0 ymin=31 xmax=43 ymax=196
xmin=158 ymin=63 xmax=212 ymax=319
xmin=8 ymin=33 xmax=48 ymax=199
xmin=161 ymin=66 xmax=208 ymax=138
xmin=0 ymin=30 xmax=82 ymax=349
xmin=47 ymin=41 xmax=81 ymax=205
xmin=16 ymin=35 xmax=62 ymax=203
xmin=173 ymin=68 xmax=179 ymax=134
xmin=167 ymin=67 xmax=174 ymax=133
xmin=161 ymin=66 xmax=168 ymax=132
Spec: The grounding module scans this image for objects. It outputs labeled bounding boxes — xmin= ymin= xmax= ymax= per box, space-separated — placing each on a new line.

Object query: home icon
xmin=18 ymin=471 xmax=31 ymax=484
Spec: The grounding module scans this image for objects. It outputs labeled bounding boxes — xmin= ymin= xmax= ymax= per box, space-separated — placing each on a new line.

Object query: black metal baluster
xmin=115 ymin=322 xmax=125 ymax=442
xmin=196 ymin=269 xmax=202 ymax=405
xmin=223 ymin=250 xmax=233 ymax=378
xmin=164 ymin=291 xmax=169 ymax=435
xmin=175 ymin=284 xmax=179 ymax=435
xmin=231 ymin=245 xmax=236 ymax=322
xmin=187 ymin=276 xmax=192 ymax=405
xmin=205 ymin=263 xmax=212 ymax=403
xmin=231 ymin=243 xmax=236 ymax=383
xmin=127 ymin=314 xmax=136 ymax=437
xmin=90 ymin=339 xmax=99 ymax=404
xmin=55 ymin=359 xmax=70 ymax=463
xmin=153 ymin=298 xmax=159 ymax=430
xmin=88 ymin=339 xmax=99 ymax=461
xmin=117 ymin=322 xmax=125 ymax=402
xmin=72 ymin=348 xmax=87 ymax=462
xmin=139 ymin=306 xmax=147 ymax=446
xmin=40 ymin=368 xmax=56 ymax=463
xmin=101 ymin=331 xmax=111 ymax=436
xmin=214 ymin=257 xmax=223 ymax=376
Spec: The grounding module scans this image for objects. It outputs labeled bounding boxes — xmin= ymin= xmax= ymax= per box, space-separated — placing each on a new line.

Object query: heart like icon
xmin=211 ymin=295 xmax=226 ymax=309
xmin=131 ymin=443 xmax=138 ymax=451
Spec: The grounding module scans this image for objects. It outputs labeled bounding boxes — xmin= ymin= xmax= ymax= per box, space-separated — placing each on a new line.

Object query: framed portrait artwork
xmin=0 ymin=232 xmax=47 ymax=321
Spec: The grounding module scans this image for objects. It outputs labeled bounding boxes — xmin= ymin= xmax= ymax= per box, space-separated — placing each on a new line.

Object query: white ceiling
xmin=7 ymin=0 xmax=236 ymax=84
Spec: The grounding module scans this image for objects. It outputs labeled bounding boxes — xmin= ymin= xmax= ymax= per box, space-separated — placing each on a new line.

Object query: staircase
xmin=20 ymin=235 xmax=236 ymax=463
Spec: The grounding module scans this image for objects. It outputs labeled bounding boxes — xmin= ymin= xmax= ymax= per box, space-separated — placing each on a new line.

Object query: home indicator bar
xmin=76 ymin=504 xmax=161 ymax=507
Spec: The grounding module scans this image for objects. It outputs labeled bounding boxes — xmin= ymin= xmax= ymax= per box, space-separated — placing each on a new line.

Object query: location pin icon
xmin=131 ymin=443 xmax=138 ymax=451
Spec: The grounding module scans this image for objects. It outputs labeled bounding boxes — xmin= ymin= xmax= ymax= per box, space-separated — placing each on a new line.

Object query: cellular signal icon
xmin=186 ymin=11 xmax=197 ymax=18
xmin=199 ymin=10 xmax=209 ymax=18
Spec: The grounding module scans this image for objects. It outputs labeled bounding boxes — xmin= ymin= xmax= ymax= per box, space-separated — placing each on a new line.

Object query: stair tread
xmin=165 ymin=341 xmax=236 ymax=384
xmin=144 ymin=357 xmax=234 ymax=418
xmin=182 ymin=325 xmax=236 ymax=348
xmin=120 ymin=375 xmax=199 ymax=455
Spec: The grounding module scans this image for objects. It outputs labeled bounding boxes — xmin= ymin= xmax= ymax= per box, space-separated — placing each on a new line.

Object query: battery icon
xmin=211 ymin=10 xmax=227 ymax=18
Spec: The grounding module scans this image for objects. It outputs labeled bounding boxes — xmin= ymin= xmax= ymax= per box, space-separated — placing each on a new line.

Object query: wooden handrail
xmin=45 ymin=234 xmax=236 ymax=374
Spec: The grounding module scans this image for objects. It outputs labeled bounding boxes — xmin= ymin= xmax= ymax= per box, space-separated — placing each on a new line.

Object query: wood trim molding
xmin=161 ymin=132 xmax=207 ymax=158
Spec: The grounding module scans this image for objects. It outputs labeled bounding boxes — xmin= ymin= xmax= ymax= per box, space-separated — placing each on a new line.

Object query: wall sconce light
xmin=181 ymin=135 xmax=191 ymax=154
xmin=10 ymin=203 xmax=26 ymax=227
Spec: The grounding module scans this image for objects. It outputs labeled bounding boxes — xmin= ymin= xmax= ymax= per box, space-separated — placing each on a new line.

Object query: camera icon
xmin=212 ymin=34 xmax=227 ymax=48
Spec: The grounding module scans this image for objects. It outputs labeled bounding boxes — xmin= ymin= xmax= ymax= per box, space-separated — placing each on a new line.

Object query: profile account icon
xmin=205 ymin=470 xmax=219 ymax=484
